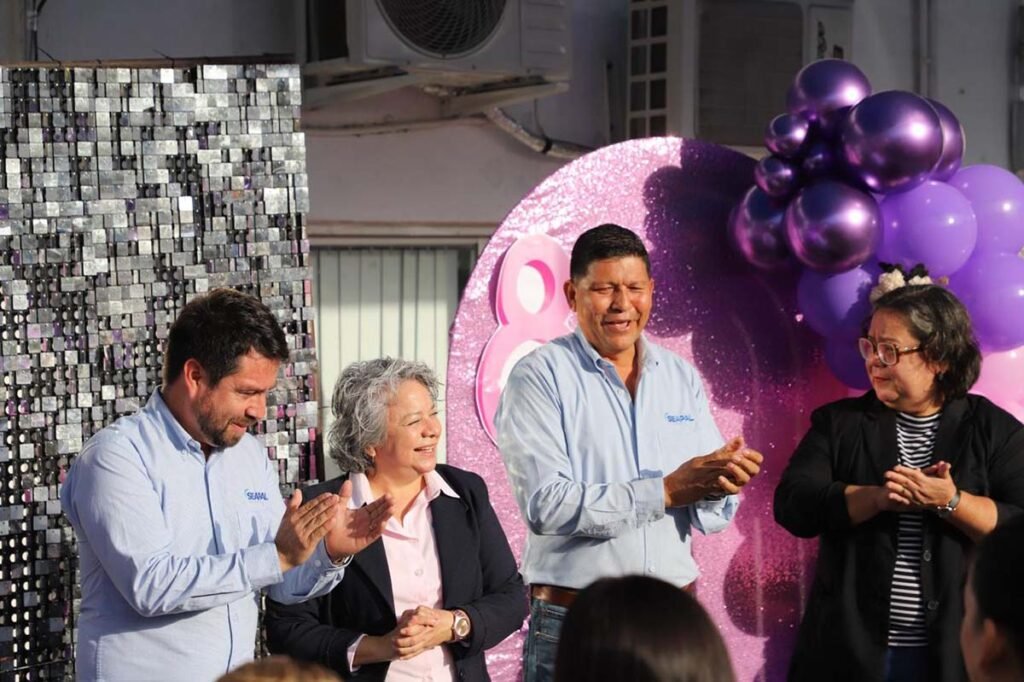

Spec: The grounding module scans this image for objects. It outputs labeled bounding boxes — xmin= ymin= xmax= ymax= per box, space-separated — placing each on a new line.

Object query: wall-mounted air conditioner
xmin=625 ymin=0 xmax=853 ymax=150
xmin=300 ymin=0 xmax=571 ymax=99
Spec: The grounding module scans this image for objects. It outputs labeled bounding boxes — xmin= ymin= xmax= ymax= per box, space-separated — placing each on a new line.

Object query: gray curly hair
xmin=327 ymin=357 xmax=441 ymax=474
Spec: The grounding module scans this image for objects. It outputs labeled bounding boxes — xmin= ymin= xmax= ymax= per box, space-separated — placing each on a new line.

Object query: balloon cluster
xmin=729 ymin=59 xmax=1024 ymax=388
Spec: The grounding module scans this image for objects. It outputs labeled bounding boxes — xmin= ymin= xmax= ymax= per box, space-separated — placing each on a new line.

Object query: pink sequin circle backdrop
xmin=446 ymin=137 xmax=850 ymax=681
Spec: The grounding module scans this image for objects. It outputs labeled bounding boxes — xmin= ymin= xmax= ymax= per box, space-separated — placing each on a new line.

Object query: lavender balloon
xmin=949 ymin=252 xmax=1024 ymax=351
xmin=765 ymin=113 xmax=811 ymax=158
xmin=797 ymin=262 xmax=879 ymax=338
xmin=840 ymin=90 xmax=944 ymax=194
xmin=787 ymin=59 xmax=871 ymax=133
xmin=927 ymin=99 xmax=965 ymax=182
xmin=949 ymin=165 xmax=1024 ymax=255
xmin=876 ymin=181 xmax=977 ymax=276
xmin=824 ymin=333 xmax=872 ymax=390
xmin=755 ymin=155 xmax=800 ymax=198
xmin=785 ymin=180 xmax=881 ymax=272
xmin=729 ymin=185 xmax=793 ymax=270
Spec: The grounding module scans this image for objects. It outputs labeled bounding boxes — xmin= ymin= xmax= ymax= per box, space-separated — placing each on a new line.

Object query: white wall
xmin=851 ymin=0 xmax=1018 ymax=167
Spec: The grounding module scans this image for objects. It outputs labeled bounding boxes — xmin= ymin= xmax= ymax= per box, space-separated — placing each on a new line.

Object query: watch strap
xmin=936 ymin=489 xmax=961 ymax=517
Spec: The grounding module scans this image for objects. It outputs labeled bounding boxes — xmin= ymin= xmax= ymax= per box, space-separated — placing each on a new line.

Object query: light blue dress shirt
xmin=495 ymin=327 xmax=737 ymax=590
xmin=60 ymin=391 xmax=345 ymax=682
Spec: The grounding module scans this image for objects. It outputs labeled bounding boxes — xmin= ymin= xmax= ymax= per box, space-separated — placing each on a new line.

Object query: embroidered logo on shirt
xmin=665 ymin=413 xmax=695 ymax=423
xmin=245 ymin=489 xmax=270 ymax=501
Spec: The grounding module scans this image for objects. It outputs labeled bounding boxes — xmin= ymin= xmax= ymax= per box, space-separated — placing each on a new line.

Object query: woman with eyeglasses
xmin=774 ymin=284 xmax=1024 ymax=682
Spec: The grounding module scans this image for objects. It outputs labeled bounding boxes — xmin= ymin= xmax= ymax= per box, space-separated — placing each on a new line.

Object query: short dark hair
xmin=570 ymin=224 xmax=651 ymax=281
xmin=555 ymin=576 xmax=735 ymax=682
xmin=163 ymin=288 xmax=290 ymax=387
xmin=870 ymin=285 xmax=981 ymax=401
xmin=970 ymin=515 xmax=1024 ymax=666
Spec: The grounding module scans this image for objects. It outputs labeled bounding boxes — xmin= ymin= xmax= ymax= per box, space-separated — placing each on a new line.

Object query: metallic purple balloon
xmin=785 ymin=180 xmax=881 ymax=272
xmin=765 ymin=113 xmax=811 ymax=158
xmin=927 ymin=98 xmax=965 ymax=182
xmin=754 ymin=155 xmax=800 ymax=198
xmin=802 ymin=140 xmax=836 ymax=178
xmin=787 ymin=59 xmax=871 ymax=132
xmin=840 ymin=90 xmax=944 ymax=193
xmin=729 ymin=185 xmax=793 ymax=269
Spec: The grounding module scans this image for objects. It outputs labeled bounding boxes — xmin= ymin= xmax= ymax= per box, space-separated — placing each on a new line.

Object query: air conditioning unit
xmin=625 ymin=0 xmax=852 ymax=150
xmin=300 ymin=0 xmax=571 ymax=102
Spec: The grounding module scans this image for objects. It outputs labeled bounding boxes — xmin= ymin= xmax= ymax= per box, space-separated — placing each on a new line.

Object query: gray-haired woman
xmin=775 ymin=285 xmax=1024 ymax=682
xmin=265 ymin=358 xmax=526 ymax=682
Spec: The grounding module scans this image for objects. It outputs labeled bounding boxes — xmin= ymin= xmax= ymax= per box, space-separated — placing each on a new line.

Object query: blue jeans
xmin=522 ymin=598 xmax=568 ymax=682
xmin=885 ymin=647 xmax=928 ymax=682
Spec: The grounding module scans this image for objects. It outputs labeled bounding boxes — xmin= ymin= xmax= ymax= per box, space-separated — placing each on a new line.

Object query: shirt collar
xmin=347 ymin=469 xmax=460 ymax=508
xmin=148 ymin=389 xmax=204 ymax=453
xmin=571 ymin=325 xmax=658 ymax=371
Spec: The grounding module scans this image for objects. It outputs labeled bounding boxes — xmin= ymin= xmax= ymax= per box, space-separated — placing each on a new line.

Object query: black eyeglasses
xmin=858 ymin=337 xmax=921 ymax=367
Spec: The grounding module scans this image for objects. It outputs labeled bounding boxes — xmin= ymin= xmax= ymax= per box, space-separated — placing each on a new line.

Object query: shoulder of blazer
xmin=962 ymin=393 xmax=1023 ymax=432
xmin=434 ymin=464 xmax=483 ymax=505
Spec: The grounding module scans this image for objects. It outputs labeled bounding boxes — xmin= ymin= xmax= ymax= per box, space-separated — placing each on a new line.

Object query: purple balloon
xmin=948 ymin=252 xmax=1024 ymax=351
xmin=840 ymin=90 xmax=944 ymax=194
xmin=802 ymin=140 xmax=836 ymax=178
xmin=949 ymin=165 xmax=1024 ymax=255
xmin=765 ymin=113 xmax=811 ymax=158
xmin=729 ymin=186 xmax=793 ymax=270
xmin=788 ymin=59 xmax=872 ymax=133
xmin=797 ymin=262 xmax=879 ymax=338
xmin=824 ymin=333 xmax=872 ymax=390
xmin=876 ymin=181 xmax=977 ymax=276
xmin=755 ymin=155 xmax=801 ymax=198
xmin=785 ymin=180 xmax=882 ymax=272
xmin=927 ymin=99 xmax=965 ymax=182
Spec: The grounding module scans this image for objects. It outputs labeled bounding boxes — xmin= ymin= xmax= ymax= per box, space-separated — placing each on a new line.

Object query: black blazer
xmin=774 ymin=392 xmax=1024 ymax=682
xmin=265 ymin=464 xmax=527 ymax=681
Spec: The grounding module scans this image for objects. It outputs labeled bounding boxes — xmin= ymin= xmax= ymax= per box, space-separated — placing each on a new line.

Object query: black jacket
xmin=264 ymin=464 xmax=527 ymax=681
xmin=774 ymin=392 xmax=1024 ymax=681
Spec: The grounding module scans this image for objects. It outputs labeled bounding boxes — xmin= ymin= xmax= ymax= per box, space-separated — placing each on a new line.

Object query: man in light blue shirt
xmin=61 ymin=289 xmax=391 ymax=681
xmin=496 ymin=225 xmax=763 ymax=682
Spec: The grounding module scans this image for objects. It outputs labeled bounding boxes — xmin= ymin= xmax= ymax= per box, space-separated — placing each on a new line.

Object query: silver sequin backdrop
xmin=0 ymin=62 xmax=318 ymax=679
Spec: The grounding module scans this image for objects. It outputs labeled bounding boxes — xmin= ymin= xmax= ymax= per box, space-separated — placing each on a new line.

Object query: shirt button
xmin=647 ymin=566 xmax=656 ymax=574
xmin=415 ymin=568 xmax=424 ymax=576
xmin=927 ymin=600 xmax=939 ymax=611
xmin=922 ymin=550 xmax=932 ymax=562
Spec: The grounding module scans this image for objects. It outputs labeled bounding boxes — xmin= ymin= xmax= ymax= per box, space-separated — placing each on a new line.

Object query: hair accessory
xmin=869 ymin=262 xmax=934 ymax=303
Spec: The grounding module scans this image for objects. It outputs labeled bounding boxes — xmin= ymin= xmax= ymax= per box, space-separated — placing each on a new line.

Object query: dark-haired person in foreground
xmin=554 ymin=575 xmax=735 ymax=682
xmin=961 ymin=514 xmax=1024 ymax=682
xmin=61 ymin=288 xmax=392 ymax=682
xmin=496 ymin=224 xmax=763 ymax=682
xmin=775 ymin=284 xmax=1024 ymax=682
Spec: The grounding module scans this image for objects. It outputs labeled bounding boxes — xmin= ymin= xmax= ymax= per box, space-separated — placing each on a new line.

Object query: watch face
xmin=455 ymin=614 xmax=471 ymax=638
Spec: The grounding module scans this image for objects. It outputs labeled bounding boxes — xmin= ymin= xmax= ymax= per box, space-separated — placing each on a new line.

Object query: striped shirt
xmin=887 ymin=410 xmax=942 ymax=647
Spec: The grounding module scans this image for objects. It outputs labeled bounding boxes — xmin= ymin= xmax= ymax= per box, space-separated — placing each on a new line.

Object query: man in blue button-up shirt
xmin=496 ymin=225 xmax=764 ymax=682
xmin=61 ymin=289 xmax=391 ymax=681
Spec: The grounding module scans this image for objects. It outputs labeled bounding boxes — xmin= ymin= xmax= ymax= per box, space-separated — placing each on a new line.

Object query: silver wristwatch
xmin=935 ymin=490 xmax=962 ymax=518
xmin=451 ymin=609 xmax=471 ymax=641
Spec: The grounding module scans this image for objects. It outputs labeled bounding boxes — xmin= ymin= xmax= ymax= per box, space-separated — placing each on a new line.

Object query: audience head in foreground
xmin=961 ymin=514 xmax=1024 ymax=682
xmin=554 ymin=575 xmax=735 ymax=682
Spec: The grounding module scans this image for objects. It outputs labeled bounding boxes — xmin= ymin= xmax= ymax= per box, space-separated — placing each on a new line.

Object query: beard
xmin=195 ymin=399 xmax=254 ymax=449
